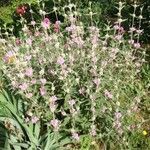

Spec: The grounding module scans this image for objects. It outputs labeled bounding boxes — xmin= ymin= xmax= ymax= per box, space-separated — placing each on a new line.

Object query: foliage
xmin=0 ymin=1 xmax=150 ymax=149
xmin=0 ymin=0 xmax=149 ymax=43
xmin=0 ymin=0 xmax=37 ymax=24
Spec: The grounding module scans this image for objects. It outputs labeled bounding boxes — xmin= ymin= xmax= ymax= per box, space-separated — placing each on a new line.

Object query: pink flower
xmin=16 ymin=38 xmax=21 ymax=45
xmin=66 ymin=24 xmax=76 ymax=32
xmin=50 ymin=119 xmax=60 ymax=131
xmin=26 ymin=38 xmax=32 ymax=46
xmin=93 ymin=78 xmax=100 ymax=87
xmin=72 ymin=132 xmax=79 ymax=140
xmin=49 ymin=96 xmax=58 ymax=112
xmin=71 ymin=130 xmax=80 ymax=141
xmin=19 ymin=83 xmax=28 ymax=91
xmin=54 ymin=21 xmax=60 ymax=33
xmin=41 ymin=18 xmax=50 ymax=29
xmin=72 ymin=36 xmax=84 ymax=48
xmin=118 ymin=26 xmax=125 ymax=33
xmin=68 ymin=99 xmax=75 ymax=106
xmin=136 ymin=29 xmax=143 ymax=34
xmin=31 ymin=116 xmax=39 ymax=124
xmin=134 ymin=42 xmax=141 ymax=49
xmin=50 ymin=96 xmax=58 ymax=102
xmin=31 ymin=21 xmax=36 ymax=26
xmin=25 ymin=68 xmax=33 ymax=77
xmin=128 ymin=40 xmax=134 ymax=45
xmin=40 ymin=86 xmax=46 ymax=96
xmin=104 ymin=90 xmax=113 ymax=99
xmin=31 ymin=79 xmax=36 ymax=84
xmin=11 ymin=81 xmax=18 ymax=88
xmin=129 ymin=27 xmax=136 ymax=32
xmin=3 ymin=51 xmax=15 ymax=63
xmin=40 ymin=78 xmax=47 ymax=85
xmin=49 ymin=103 xmax=57 ymax=112
xmin=57 ymin=56 xmax=65 ymax=65
xmin=115 ymin=35 xmax=122 ymax=40
xmin=26 ymin=93 xmax=33 ymax=98
xmin=113 ymin=24 xmax=120 ymax=30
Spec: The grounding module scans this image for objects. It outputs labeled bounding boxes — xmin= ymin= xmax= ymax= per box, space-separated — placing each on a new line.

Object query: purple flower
xmin=54 ymin=21 xmax=60 ymax=33
xmin=40 ymin=78 xmax=47 ymax=85
xmin=11 ymin=81 xmax=18 ymax=88
xmin=129 ymin=27 xmax=136 ymax=32
xmin=26 ymin=38 xmax=32 ymax=46
xmin=25 ymin=68 xmax=33 ymax=77
xmin=49 ymin=103 xmax=57 ymax=112
xmin=50 ymin=119 xmax=60 ymax=131
xmin=19 ymin=83 xmax=28 ymax=91
xmin=93 ymin=78 xmax=100 ymax=87
xmin=41 ymin=18 xmax=50 ymax=29
xmin=31 ymin=79 xmax=36 ymax=84
xmin=31 ymin=116 xmax=39 ymax=124
xmin=114 ymin=35 xmax=122 ymax=40
xmin=113 ymin=24 xmax=120 ymax=30
xmin=72 ymin=132 xmax=79 ymax=140
xmin=104 ymin=90 xmax=113 ymax=99
xmin=68 ymin=99 xmax=75 ymax=106
xmin=128 ymin=40 xmax=134 ymax=45
xmin=49 ymin=96 xmax=58 ymax=112
xmin=3 ymin=51 xmax=15 ymax=63
xmin=31 ymin=21 xmax=36 ymax=26
xmin=57 ymin=56 xmax=65 ymax=65
xmin=50 ymin=96 xmax=58 ymax=102
xmin=40 ymin=86 xmax=46 ymax=96
xmin=134 ymin=42 xmax=141 ymax=49
xmin=71 ymin=129 xmax=80 ymax=141
xmin=136 ymin=29 xmax=143 ymax=34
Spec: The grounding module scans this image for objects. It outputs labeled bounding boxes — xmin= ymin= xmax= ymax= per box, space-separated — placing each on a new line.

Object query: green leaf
xmin=34 ymin=121 xmax=41 ymax=139
xmin=8 ymin=142 xmax=29 ymax=149
xmin=44 ymin=132 xmax=59 ymax=150
xmin=0 ymin=90 xmax=38 ymax=146
xmin=9 ymin=135 xmax=22 ymax=150
xmin=4 ymin=134 xmax=11 ymax=150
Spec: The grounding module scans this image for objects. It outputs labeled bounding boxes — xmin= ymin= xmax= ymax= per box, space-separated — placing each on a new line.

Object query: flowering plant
xmin=16 ymin=4 xmax=28 ymax=16
xmin=0 ymin=1 xmax=149 ymax=149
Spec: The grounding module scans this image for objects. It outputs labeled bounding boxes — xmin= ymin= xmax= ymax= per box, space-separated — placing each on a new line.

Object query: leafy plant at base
xmin=0 ymin=1 xmax=149 ymax=149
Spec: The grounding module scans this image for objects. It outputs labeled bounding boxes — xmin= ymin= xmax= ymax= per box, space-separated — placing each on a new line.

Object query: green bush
xmin=0 ymin=1 xmax=149 ymax=149
xmin=0 ymin=0 xmax=37 ymax=24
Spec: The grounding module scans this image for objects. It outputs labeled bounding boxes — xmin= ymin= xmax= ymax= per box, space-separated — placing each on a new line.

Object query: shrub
xmin=0 ymin=1 xmax=149 ymax=149
xmin=0 ymin=0 xmax=37 ymax=24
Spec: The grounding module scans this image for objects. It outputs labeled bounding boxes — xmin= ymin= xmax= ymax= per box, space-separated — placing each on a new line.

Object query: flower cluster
xmin=1 ymin=2 xmax=147 ymax=147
